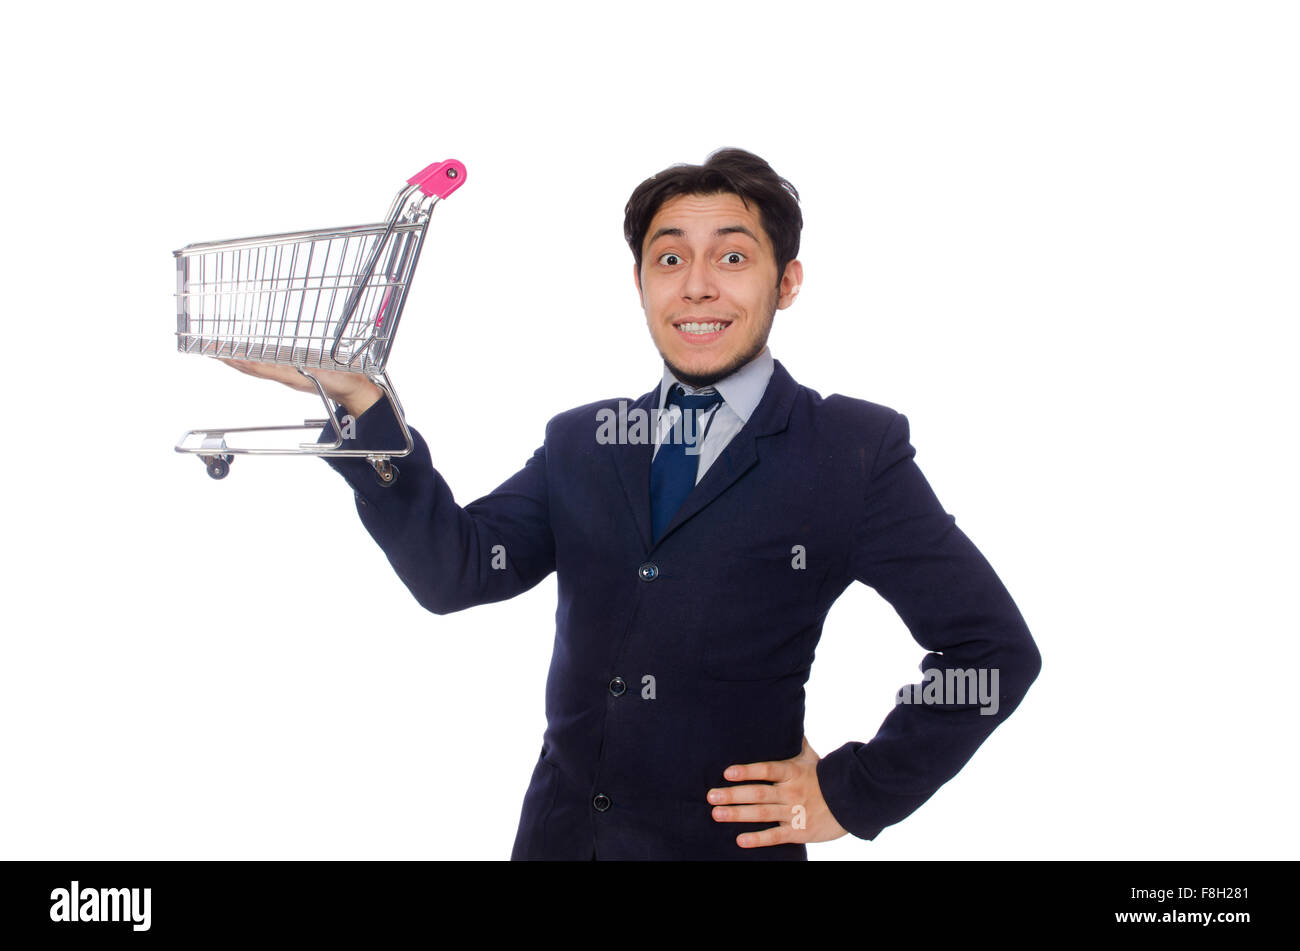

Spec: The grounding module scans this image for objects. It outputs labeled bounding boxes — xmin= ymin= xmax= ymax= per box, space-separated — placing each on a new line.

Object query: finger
xmin=724 ymin=760 xmax=791 ymax=783
xmin=219 ymin=357 xmax=275 ymax=379
xmin=219 ymin=359 xmax=310 ymax=390
xmin=711 ymin=803 xmax=794 ymax=824
xmin=707 ymin=783 xmax=781 ymax=805
xmin=736 ymin=825 xmax=790 ymax=849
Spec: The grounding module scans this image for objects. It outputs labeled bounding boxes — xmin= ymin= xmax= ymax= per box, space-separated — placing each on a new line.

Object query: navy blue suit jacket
xmin=322 ymin=359 xmax=1041 ymax=860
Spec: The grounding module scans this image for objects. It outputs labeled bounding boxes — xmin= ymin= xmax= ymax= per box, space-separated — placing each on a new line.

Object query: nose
xmin=681 ymin=255 xmax=717 ymax=302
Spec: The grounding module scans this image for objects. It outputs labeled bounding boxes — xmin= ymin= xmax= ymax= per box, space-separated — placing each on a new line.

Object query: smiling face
xmin=635 ymin=191 xmax=802 ymax=388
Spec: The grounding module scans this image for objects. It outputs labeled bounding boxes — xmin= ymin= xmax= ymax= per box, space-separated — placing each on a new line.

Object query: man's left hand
xmin=708 ymin=736 xmax=849 ymax=848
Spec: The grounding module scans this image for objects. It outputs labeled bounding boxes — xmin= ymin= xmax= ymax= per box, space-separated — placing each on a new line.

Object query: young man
xmin=223 ymin=148 xmax=1041 ymax=860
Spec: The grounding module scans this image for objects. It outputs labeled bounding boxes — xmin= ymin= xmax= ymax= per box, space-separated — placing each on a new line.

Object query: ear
xmin=633 ymin=261 xmax=644 ymax=308
xmin=776 ymin=259 xmax=803 ymax=310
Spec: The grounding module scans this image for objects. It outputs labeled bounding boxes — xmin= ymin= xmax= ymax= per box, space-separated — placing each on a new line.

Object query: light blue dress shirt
xmin=651 ymin=346 xmax=775 ymax=484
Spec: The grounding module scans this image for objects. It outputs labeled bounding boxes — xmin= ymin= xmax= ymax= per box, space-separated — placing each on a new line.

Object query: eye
xmin=722 ymin=251 xmax=746 ymax=265
xmin=657 ymin=252 xmax=682 ymax=266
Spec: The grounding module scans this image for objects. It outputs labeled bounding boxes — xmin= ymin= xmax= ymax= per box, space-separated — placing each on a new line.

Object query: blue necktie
xmin=650 ymin=384 xmax=725 ymax=542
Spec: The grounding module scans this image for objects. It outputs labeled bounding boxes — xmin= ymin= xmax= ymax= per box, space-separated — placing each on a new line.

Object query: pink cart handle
xmin=408 ymin=159 xmax=467 ymax=198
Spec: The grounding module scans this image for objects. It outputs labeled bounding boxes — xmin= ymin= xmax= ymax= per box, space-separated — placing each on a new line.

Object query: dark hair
xmin=624 ymin=147 xmax=802 ymax=290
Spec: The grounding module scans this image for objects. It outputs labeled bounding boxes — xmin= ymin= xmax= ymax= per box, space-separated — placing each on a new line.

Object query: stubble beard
xmin=659 ymin=292 xmax=777 ymax=389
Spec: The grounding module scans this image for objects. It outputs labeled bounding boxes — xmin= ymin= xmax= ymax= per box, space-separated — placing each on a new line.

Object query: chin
xmin=665 ymin=350 xmax=745 ymax=388
xmin=653 ymin=318 xmax=772 ymax=388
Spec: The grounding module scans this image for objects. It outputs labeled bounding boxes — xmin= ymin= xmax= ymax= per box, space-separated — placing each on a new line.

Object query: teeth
xmin=677 ymin=321 xmax=727 ymax=334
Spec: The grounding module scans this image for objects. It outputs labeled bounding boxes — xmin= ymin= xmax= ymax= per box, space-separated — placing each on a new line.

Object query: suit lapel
xmin=612 ymin=359 xmax=799 ymax=555
xmin=611 ymin=384 xmax=659 ymax=552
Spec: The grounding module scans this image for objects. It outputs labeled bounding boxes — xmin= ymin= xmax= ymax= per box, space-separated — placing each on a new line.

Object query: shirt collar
xmin=657 ymin=346 xmax=775 ymax=424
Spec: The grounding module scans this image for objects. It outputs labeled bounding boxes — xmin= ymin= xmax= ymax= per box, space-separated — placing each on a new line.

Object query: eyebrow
xmin=646 ymin=225 xmax=760 ymax=246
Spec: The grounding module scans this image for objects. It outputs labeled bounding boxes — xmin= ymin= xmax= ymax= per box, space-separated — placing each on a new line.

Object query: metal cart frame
xmin=174 ymin=159 xmax=466 ymax=483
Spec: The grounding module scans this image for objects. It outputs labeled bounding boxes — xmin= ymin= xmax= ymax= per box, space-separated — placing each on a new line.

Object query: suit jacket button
xmin=637 ymin=562 xmax=659 ymax=581
xmin=608 ymin=677 xmax=626 ymax=697
xmin=592 ymin=793 xmax=612 ymax=812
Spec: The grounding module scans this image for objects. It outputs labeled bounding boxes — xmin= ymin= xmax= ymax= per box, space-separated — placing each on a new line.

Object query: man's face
xmin=635 ymin=191 xmax=802 ymax=388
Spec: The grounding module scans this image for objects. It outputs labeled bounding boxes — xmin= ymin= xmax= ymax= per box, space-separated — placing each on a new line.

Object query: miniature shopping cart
xmin=174 ymin=159 xmax=466 ymax=482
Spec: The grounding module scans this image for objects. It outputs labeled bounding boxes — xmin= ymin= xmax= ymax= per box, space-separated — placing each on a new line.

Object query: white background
xmin=1 ymin=0 xmax=1295 ymax=860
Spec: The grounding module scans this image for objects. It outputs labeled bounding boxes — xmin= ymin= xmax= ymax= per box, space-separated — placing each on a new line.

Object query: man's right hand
xmin=218 ymin=358 xmax=383 ymax=419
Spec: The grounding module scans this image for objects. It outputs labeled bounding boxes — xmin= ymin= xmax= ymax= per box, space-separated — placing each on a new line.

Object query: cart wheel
xmin=206 ymin=458 xmax=230 ymax=480
xmin=374 ymin=462 xmax=400 ymax=487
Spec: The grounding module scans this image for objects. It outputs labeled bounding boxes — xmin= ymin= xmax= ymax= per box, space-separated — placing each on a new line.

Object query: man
xmin=222 ymin=147 xmax=1041 ymax=860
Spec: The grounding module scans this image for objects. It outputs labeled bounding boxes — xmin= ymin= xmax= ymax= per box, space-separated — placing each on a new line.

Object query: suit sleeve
xmin=317 ymin=396 xmax=555 ymax=615
xmin=815 ymin=410 xmax=1042 ymax=841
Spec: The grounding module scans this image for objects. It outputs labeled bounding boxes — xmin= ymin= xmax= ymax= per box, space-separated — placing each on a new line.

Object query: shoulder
xmin=778 ymin=377 xmax=916 ymax=485
xmin=538 ymin=395 xmax=650 ymax=450
xmin=794 ymin=382 xmax=903 ymax=444
xmin=807 ymin=388 xmax=899 ymax=426
xmin=548 ymin=395 xmax=645 ymax=427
